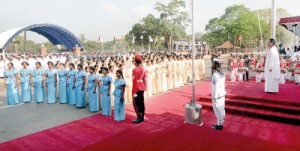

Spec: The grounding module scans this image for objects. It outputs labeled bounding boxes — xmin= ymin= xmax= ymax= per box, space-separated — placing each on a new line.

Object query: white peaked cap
xmin=213 ymin=58 xmax=223 ymax=63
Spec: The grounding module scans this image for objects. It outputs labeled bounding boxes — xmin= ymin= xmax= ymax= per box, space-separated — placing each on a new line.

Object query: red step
xmin=198 ymin=97 xmax=300 ymax=115
xmin=226 ymin=94 xmax=300 ymax=107
xmin=200 ymin=101 xmax=300 ymax=125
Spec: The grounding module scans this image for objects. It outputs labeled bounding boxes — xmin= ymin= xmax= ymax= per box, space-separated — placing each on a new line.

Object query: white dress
xmin=264 ymin=46 xmax=280 ymax=93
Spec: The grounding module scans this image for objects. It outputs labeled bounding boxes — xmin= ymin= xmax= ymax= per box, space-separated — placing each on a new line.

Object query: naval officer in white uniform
xmin=211 ymin=58 xmax=227 ymax=130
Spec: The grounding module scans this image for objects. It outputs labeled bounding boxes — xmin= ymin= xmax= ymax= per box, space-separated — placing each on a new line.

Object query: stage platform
xmin=0 ymin=81 xmax=300 ymax=151
xmin=196 ymin=80 xmax=300 ymax=125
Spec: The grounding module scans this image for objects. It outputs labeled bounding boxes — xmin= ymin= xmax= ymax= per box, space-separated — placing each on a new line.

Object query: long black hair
xmin=35 ymin=61 xmax=41 ymax=66
xmin=101 ymin=67 xmax=109 ymax=72
xmin=116 ymin=69 xmax=124 ymax=79
xmin=77 ymin=64 xmax=83 ymax=70
xmin=69 ymin=63 xmax=75 ymax=69
xmin=47 ymin=61 xmax=54 ymax=66
xmin=89 ymin=66 xmax=95 ymax=73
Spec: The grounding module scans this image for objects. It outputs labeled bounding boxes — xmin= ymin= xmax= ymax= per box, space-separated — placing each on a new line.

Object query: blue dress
xmin=45 ymin=69 xmax=57 ymax=104
xmin=113 ymin=78 xmax=126 ymax=121
xmin=19 ymin=69 xmax=32 ymax=103
xmin=101 ymin=75 xmax=112 ymax=116
xmin=57 ymin=70 xmax=68 ymax=104
xmin=75 ymin=70 xmax=86 ymax=108
xmin=88 ymin=74 xmax=99 ymax=112
xmin=67 ymin=70 xmax=76 ymax=105
xmin=4 ymin=69 xmax=20 ymax=105
xmin=32 ymin=69 xmax=45 ymax=103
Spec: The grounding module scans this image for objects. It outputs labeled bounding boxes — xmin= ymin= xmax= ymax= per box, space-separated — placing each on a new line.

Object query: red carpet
xmin=1 ymin=81 xmax=300 ymax=151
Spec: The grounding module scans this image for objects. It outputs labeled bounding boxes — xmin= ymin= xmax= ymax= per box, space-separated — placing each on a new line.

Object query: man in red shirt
xmin=132 ymin=54 xmax=147 ymax=123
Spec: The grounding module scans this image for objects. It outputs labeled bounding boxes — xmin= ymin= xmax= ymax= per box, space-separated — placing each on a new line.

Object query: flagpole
xmin=142 ymin=37 xmax=144 ymax=52
xmin=23 ymin=30 xmax=26 ymax=53
xmin=271 ymin=0 xmax=277 ymax=39
xmin=124 ymin=36 xmax=126 ymax=51
xmin=184 ymin=0 xmax=203 ymax=126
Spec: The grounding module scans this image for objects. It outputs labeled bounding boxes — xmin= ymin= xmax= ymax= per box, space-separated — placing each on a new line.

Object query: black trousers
xmin=245 ymin=70 xmax=249 ymax=81
xmin=133 ymin=91 xmax=145 ymax=119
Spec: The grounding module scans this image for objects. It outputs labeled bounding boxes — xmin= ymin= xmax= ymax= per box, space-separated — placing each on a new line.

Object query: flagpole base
xmin=184 ymin=102 xmax=203 ymax=126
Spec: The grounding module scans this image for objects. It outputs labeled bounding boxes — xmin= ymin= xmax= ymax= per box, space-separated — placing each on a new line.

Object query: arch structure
xmin=0 ymin=23 xmax=82 ymax=50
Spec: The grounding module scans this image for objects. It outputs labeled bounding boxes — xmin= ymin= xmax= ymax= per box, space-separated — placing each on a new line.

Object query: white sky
xmin=0 ymin=0 xmax=299 ymax=42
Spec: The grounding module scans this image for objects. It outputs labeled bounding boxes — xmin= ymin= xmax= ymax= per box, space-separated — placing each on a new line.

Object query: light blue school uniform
xmin=4 ymin=69 xmax=20 ymax=105
xmin=57 ymin=70 xmax=68 ymax=104
xmin=101 ymin=75 xmax=112 ymax=116
xmin=32 ymin=69 xmax=45 ymax=103
xmin=45 ymin=69 xmax=57 ymax=104
xmin=75 ymin=70 xmax=86 ymax=108
xmin=88 ymin=74 xmax=99 ymax=112
xmin=113 ymin=78 xmax=126 ymax=121
xmin=67 ymin=69 xmax=76 ymax=105
xmin=19 ymin=69 xmax=31 ymax=103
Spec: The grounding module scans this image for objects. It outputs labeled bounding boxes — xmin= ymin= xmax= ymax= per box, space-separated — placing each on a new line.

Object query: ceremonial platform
xmin=1 ymin=81 xmax=300 ymax=151
xmin=198 ymin=80 xmax=300 ymax=125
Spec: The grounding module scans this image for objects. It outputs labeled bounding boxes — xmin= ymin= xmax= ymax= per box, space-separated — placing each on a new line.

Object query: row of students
xmin=3 ymin=61 xmax=126 ymax=122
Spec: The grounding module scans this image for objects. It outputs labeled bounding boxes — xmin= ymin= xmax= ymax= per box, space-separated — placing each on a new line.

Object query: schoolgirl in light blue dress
xmin=32 ymin=62 xmax=45 ymax=103
xmin=75 ymin=64 xmax=87 ymax=108
xmin=4 ymin=62 xmax=20 ymax=105
xmin=19 ymin=61 xmax=31 ymax=103
xmin=87 ymin=66 xmax=99 ymax=112
xmin=45 ymin=61 xmax=57 ymax=104
xmin=57 ymin=64 xmax=68 ymax=104
xmin=100 ymin=67 xmax=112 ymax=116
xmin=67 ymin=63 xmax=76 ymax=105
xmin=113 ymin=70 xmax=126 ymax=121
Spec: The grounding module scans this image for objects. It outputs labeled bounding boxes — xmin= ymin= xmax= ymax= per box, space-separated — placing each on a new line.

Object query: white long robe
xmin=264 ymin=46 xmax=280 ymax=93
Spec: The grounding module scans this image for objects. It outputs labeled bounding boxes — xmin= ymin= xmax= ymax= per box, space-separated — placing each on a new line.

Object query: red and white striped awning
xmin=279 ymin=16 xmax=300 ymax=36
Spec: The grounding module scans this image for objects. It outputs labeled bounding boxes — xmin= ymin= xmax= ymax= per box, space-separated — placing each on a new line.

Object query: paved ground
xmin=0 ymin=56 xmax=218 ymax=143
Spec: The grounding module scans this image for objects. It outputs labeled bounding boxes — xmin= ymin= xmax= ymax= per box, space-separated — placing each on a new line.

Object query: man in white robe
xmin=264 ymin=39 xmax=280 ymax=93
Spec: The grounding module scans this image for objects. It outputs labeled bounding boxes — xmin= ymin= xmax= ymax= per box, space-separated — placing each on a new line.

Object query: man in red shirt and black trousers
xmin=132 ymin=54 xmax=147 ymax=123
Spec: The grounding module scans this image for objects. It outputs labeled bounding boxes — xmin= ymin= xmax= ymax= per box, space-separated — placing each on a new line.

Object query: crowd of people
xmin=2 ymin=52 xmax=206 ymax=122
xmin=227 ymin=47 xmax=300 ymax=85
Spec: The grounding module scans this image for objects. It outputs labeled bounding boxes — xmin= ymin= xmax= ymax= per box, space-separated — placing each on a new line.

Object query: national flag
xmin=132 ymin=35 xmax=135 ymax=44
xmin=140 ymin=35 xmax=144 ymax=40
xmin=97 ymin=33 xmax=103 ymax=43
xmin=160 ymin=36 xmax=165 ymax=41
xmin=154 ymin=36 xmax=158 ymax=44
xmin=149 ymin=35 xmax=153 ymax=43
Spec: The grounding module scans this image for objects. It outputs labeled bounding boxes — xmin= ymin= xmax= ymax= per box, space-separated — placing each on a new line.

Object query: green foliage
xmin=127 ymin=0 xmax=189 ymax=50
xmin=203 ymin=5 xmax=293 ymax=48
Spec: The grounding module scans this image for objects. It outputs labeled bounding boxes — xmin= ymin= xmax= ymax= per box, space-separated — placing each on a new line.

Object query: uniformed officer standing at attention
xmin=132 ymin=55 xmax=147 ymax=124
xmin=211 ymin=58 xmax=227 ymax=130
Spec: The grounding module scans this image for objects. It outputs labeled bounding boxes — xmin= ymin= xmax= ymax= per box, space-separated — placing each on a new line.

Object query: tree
xmin=202 ymin=5 xmax=292 ymax=48
xmin=258 ymin=8 xmax=294 ymax=46
xmin=127 ymin=0 xmax=189 ymax=50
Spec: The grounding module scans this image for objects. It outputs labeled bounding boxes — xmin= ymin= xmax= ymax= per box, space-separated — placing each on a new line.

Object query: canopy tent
xmin=215 ymin=41 xmax=240 ymax=49
xmin=0 ymin=23 xmax=82 ymax=50
xmin=213 ymin=41 xmax=241 ymax=54
xmin=279 ymin=16 xmax=300 ymax=36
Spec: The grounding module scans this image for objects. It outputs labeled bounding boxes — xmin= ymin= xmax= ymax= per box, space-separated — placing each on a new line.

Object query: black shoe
xmin=132 ymin=118 xmax=143 ymax=124
xmin=214 ymin=125 xmax=223 ymax=130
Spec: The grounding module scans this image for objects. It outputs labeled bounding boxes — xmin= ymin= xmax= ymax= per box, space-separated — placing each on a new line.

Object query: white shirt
xmin=211 ymin=71 xmax=226 ymax=100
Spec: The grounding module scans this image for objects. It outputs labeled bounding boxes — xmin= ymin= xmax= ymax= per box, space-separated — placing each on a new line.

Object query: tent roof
xmin=279 ymin=16 xmax=300 ymax=36
xmin=0 ymin=23 xmax=82 ymax=50
xmin=215 ymin=41 xmax=240 ymax=49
